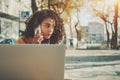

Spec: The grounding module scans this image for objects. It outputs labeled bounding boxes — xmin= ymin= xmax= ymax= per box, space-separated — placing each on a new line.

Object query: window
xmin=2 ymin=21 xmax=12 ymax=37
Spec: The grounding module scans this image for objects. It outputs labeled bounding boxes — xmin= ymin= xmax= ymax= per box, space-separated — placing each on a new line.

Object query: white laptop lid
xmin=0 ymin=44 xmax=66 ymax=80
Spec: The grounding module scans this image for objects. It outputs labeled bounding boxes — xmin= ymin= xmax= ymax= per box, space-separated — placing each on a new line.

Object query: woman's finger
xmin=33 ymin=34 xmax=43 ymax=44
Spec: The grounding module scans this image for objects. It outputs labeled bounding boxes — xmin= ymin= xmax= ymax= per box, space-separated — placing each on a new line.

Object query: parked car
xmin=0 ymin=38 xmax=16 ymax=44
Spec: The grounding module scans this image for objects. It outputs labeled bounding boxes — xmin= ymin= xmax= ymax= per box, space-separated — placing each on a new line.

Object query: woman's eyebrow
xmin=44 ymin=23 xmax=55 ymax=27
xmin=44 ymin=23 xmax=50 ymax=26
xmin=45 ymin=23 xmax=50 ymax=25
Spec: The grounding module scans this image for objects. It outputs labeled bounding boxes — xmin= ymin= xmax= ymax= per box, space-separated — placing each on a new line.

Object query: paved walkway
xmin=64 ymin=50 xmax=120 ymax=80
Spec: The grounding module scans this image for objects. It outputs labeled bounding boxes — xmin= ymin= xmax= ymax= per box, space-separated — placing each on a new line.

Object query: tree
xmin=113 ymin=0 xmax=119 ymax=49
xmin=47 ymin=0 xmax=83 ymax=44
xmin=91 ymin=0 xmax=119 ymax=49
xmin=93 ymin=8 xmax=111 ymax=47
xmin=31 ymin=0 xmax=38 ymax=14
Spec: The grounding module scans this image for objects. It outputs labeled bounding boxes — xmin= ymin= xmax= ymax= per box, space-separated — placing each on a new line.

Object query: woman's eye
xmin=44 ymin=24 xmax=54 ymax=28
xmin=46 ymin=25 xmax=50 ymax=28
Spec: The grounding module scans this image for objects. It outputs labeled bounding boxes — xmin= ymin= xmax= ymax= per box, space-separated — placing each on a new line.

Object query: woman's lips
xmin=45 ymin=34 xmax=52 ymax=37
xmin=47 ymin=34 xmax=52 ymax=36
xmin=43 ymin=33 xmax=52 ymax=39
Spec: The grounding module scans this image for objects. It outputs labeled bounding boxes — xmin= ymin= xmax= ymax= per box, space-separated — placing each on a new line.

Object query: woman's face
xmin=40 ymin=17 xmax=55 ymax=39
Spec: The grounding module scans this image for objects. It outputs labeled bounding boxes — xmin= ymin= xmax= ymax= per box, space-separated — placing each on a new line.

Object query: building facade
xmin=86 ymin=22 xmax=104 ymax=43
xmin=0 ymin=0 xmax=30 ymax=39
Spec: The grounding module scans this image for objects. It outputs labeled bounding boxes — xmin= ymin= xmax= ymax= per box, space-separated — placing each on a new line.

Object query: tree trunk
xmin=74 ymin=22 xmax=79 ymax=48
xmin=110 ymin=23 xmax=114 ymax=49
xmin=31 ymin=0 xmax=38 ymax=14
xmin=113 ymin=0 xmax=118 ymax=49
xmin=105 ymin=22 xmax=110 ymax=48
xmin=48 ymin=0 xmax=50 ymax=9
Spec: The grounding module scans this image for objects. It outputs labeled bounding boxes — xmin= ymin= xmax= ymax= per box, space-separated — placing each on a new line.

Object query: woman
xmin=17 ymin=9 xmax=64 ymax=44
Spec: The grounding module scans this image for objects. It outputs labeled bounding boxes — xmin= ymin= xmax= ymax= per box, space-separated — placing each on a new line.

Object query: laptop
xmin=0 ymin=44 xmax=66 ymax=80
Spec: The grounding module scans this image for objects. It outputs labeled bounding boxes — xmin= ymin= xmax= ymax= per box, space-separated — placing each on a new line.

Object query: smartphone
xmin=35 ymin=25 xmax=41 ymax=35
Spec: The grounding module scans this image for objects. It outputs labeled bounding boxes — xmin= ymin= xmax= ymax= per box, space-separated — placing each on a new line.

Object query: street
xmin=64 ymin=50 xmax=120 ymax=80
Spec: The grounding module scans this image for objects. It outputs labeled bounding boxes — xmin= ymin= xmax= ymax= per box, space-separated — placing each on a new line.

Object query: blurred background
xmin=0 ymin=0 xmax=120 ymax=50
xmin=0 ymin=0 xmax=120 ymax=80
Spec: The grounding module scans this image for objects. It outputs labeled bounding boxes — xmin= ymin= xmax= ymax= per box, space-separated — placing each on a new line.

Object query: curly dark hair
xmin=24 ymin=9 xmax=64 ymax=44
